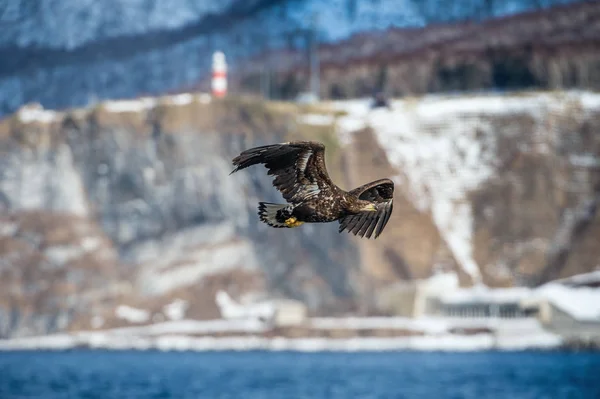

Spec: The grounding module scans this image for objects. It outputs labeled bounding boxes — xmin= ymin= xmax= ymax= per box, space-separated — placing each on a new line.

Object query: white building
xmin=520 ymin=273 xmax=600 ymax=344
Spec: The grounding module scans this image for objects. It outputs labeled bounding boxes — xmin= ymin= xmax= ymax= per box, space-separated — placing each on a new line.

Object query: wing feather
xmin=339 ymin=179 xmax=394 ymax=239
xmin=231 ymin=141 xmax=335 ymax=204
xmin=350 ymin=212 xmax=370 ymax=235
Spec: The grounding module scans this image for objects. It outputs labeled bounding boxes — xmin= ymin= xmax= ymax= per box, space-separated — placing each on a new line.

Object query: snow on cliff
xmin=333 ymin=91 xmax=600 ymax=284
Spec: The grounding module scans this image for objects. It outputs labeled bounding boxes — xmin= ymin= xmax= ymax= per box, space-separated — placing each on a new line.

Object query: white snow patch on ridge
xmin=298 ymin=113 xmax=335 ymax=126
xmin=115 ymin=305 xmax=150 ymax=324
xmin=168 ymin=93 xmax=194 ymax=106
xmin=163 ymin=299 xmax=189 ymax=321
xmin=16 ymin=103 xmax=59 ymax=123
xmin=102 ymin=97 xmax=157 ymax=113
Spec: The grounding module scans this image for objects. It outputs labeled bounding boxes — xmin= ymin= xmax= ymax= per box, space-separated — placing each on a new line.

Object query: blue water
xmin=0 ymin=351 xmax=599 ymax=398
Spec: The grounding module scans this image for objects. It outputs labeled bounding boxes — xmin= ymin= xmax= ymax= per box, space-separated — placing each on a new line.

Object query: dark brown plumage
xmin=230 ymin=140 xmax=394 ymax=239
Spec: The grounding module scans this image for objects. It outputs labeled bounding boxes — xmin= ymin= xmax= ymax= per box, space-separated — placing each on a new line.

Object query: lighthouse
xmin=211 ymin=51 xmax=227 ymax=98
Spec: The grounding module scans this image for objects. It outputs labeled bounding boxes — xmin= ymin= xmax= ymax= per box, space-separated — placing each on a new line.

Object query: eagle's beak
xmin=362 ymin=203 xmax=377 ymax=212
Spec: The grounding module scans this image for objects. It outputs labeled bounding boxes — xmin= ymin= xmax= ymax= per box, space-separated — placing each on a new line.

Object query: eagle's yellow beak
xmin=362 ymin=203 xmax=377 ymax=212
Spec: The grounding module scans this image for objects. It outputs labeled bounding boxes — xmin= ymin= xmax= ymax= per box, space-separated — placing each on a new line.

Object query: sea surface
xmin=0 ymin=350 xmax=599 ymax=399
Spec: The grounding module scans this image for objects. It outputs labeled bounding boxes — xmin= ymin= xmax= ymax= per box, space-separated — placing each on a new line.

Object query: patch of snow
xmin=142 ymin=167 xmax=155 ymax=184
xmin=569 ymin=154 xmax=600 ymax=168
xmin=0 ymin=222 xmax=18 ymax=237
xmin=1 ymin=144 xmax=88 ymax=216
xmin=145 ymin=239 xmax=256 ymax=295
xmin=17 ymin=104 xmax=59 ymax=123
xmin=51 ymin=145 xmax=89 ymax=216
xmin=298 ymin=113 xmax=335 ymax=126
xmin=100 ymin=92 xmax=209 ymax=113
xmin=414 ymin=94 xmax=542 ymax=117
xmin=102 ymin=97 xmax=156 ymax=113
xmin=80 ymin=237 xmax=102 ymax=252
xmin=163 ymin=299 xmax=189 ymax=321
xmin=423 ymin=271 xmax=460 ymax=294
xmin=578 ymin=92 xmax=600 ymax=110
xmin=18 ymin=109 xmax=59 ymax=124
xmin=216 ymin=291 xmax=276 ymax=321
xmin=167 ymin=93 xmax=194 ymax=106
xmin=115 ymin=305 xmax=150 ymax=324
xmin=127 ymin=224 xmax=234 ymax=269
xmin=44 ymin=245 xmax=84 ymax=265
xmin=131 ymin=223 xmax=259 ymax=296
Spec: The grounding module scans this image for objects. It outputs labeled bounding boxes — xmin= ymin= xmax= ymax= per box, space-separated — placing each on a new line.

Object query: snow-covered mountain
xmin=0 ymin=0 xmax=583 ymax=117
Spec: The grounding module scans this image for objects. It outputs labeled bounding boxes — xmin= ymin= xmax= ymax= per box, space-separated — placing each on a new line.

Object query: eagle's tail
xmin=258 ymin=202 xmax=300 ymax=228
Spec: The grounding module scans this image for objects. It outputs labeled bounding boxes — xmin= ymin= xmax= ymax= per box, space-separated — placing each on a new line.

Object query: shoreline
xmin=0 ymin=332 xmax=564 ymax=353
xmin=3 ymin=316 xmax=597 ymax=353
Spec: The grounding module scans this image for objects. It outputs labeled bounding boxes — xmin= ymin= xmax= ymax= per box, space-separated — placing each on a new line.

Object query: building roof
xmin=549 ymin=270 xmax=600 ymax=288
xmin=437 ymin=285 xmax=532 ymax=306
xmin=530 ymin=283 xmax=600 ymax=322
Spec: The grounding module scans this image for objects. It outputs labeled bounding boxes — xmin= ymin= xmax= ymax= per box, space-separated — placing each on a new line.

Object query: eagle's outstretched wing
xmin=339 ymin=178 xmax=394 ymax=239
xmin=230 ymin=141 xmax=335 ymax=203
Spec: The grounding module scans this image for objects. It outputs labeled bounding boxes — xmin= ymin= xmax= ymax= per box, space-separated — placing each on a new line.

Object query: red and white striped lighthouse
xmin=211 ymin=51 xmax=227 ymax=98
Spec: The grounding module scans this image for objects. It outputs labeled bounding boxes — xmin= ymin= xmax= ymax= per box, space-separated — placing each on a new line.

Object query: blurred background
xmin=1 ymin=0 xmax=600 ymax=398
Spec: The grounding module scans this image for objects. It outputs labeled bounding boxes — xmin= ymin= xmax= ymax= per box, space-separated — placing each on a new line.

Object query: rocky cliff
xmin=1 ymin=90 xmax=599 ymax=338
xmin=0 ymin=94 xmax=360 ymax=338
xmin=334 ymin=91 xmax=600 ymax=289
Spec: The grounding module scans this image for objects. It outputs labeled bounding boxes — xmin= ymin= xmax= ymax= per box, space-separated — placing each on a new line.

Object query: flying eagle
xmin=230 ymin=141 xmax=394 ymax=239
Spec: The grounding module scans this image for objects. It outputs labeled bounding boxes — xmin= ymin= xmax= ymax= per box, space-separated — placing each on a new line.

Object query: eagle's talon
xmin=284 ymin=217 xmax=304 ymax=228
